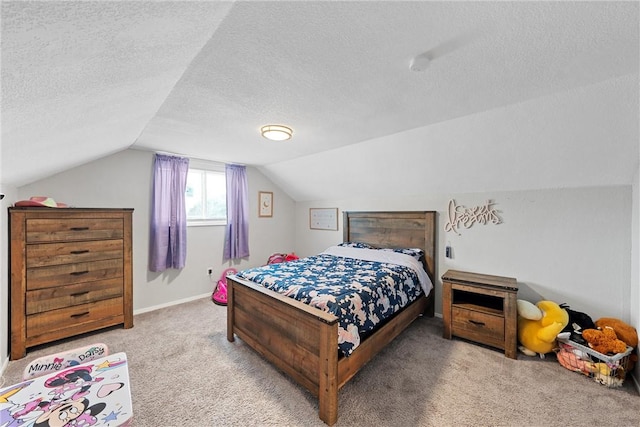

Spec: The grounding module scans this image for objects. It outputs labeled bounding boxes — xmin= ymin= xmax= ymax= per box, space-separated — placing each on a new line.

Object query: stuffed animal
xmin=556 ymin=344 xmax=593 ymax=375
xmin=517 ymin=299 xmax=569 ymax=357
xmin=559 ymin=303 xmax=595 ymax=345
xmin=594 ymin=318 xmax=638 ymax=348
xmin=592 ymin=365 xmax=625 ymax=388
xmin=594 ymin=318 xmax=638 ymax=373
xmin=581 ymin=326 xmax=628 ymax=355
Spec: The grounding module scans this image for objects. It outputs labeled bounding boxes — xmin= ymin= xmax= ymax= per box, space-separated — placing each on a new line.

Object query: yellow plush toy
xmin=517 ymin=299 xmax=569 ymax=357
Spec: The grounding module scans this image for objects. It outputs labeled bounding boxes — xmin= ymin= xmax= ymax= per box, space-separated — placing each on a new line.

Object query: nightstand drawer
xmin=451 ymin=306 xmax=504 ymax=348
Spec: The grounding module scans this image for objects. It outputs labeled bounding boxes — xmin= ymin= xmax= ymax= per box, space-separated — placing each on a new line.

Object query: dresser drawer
xmin=26 ymin=278 xmax=123 ymax=315
xmin=27 ymin=297 xmax=124 ymax=338
xmin=27 ymin=258 xmax=123 ymax=290
xmin=26 ymin=218 xmax=124 ymax=243
xmin=26 ymin=239 xmax=123 ymax=268
xmin=451 ymin=306 xmax=505 ymax=349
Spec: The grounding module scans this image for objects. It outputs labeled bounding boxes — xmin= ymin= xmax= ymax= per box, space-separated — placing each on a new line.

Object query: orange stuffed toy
xmin=595 ymin=317 xmax=638 ymax=372
xmin=594 ymin=318 xmax=638 ymax=348
xmin=581 ymin=326 xmax=628 ymax=355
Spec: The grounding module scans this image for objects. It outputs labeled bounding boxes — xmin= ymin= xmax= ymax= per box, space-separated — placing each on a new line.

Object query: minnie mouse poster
xmin=0 ymin=353 xmax=130 ymax=427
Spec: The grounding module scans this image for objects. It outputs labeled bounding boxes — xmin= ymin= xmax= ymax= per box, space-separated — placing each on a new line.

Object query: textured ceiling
xmin=1 ymin=1 xmax=638 ymax=200
xmin=2 ymin=1 xmax=233 ymax=185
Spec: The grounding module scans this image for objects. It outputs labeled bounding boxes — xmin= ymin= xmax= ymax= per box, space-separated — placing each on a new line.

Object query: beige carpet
xmin=2 ymin=297 xmax=639 ymax=426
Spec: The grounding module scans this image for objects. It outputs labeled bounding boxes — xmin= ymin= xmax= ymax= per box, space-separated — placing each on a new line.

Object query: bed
xmin=226 ymin=211 xmax=436 ymax=425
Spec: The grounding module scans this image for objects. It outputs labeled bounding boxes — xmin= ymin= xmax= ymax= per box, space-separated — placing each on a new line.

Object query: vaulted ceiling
xmin=2 ymin=1 xmax=638 ymax=200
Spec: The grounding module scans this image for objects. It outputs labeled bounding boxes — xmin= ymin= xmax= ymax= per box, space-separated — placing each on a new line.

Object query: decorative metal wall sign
xmin=444 ymin=199 xmax=502 ymax=235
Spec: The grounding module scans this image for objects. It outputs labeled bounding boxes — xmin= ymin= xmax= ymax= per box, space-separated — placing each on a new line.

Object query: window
xmin=185 ymin=160 xmax=226 ymax=226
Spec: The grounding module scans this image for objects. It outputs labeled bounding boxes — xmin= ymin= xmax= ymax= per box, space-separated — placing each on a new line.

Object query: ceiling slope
xmin=1 ymin=1 xmax=233 ymax=186
xmin=1 ymin=1 xmax=638 ymax=200
xmin=261 ymin=74 xmax=638 ymax=201
xmin=136 ymin=1 xmax=639 ymax=164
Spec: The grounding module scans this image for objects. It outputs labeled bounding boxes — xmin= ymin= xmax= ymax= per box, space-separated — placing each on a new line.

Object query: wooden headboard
xmin=342 ymin=211 xmax=437 ymax=285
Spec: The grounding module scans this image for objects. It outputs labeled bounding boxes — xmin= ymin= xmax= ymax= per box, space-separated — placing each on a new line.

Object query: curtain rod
xmin=152 ymin=150 xmax=245 ymax=167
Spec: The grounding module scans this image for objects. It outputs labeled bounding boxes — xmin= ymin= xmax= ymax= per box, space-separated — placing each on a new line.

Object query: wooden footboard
xmin=227 ymin=275 xmax=340 ymax=424
xmin=227 ymin=275 xmax=433 ymax=425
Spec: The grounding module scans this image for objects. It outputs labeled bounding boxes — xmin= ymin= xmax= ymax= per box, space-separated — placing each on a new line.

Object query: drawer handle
xmin=70 ymin=250 xmax=90 ymax=255
xmin=70 ymin=311 xmax=90 ymax=318
xmin=468 ymin=319 xmax=486 ymax=327
xmin=70 ymin=270 xmax=89 ymax=276
xmin=70 ymin=291 xmax=89 ymax=297
xmin=70 ymin=227 xmax=90 ymax=231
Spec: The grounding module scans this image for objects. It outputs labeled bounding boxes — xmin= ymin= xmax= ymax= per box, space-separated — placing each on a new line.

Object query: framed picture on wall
xmin=259 ymin=191 xmax=273 ymax=217
xmin=309 ymin=208 xmax=338 ymax=230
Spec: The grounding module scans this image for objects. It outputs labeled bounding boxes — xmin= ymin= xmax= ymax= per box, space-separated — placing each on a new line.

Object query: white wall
xmin=0 ymin=185 xmax=18 ymax=373
xmin=631 ymin=165 xmax=639 ymax=390
xmin=3 ymin=149 xmax=293 ymax=347
xmin=295 ymin=186 xmax=632 ymax=323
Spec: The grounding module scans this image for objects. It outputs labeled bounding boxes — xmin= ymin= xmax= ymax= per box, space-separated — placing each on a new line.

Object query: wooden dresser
xmin=442 ymin=269 xmax=518 ymax=359
xmin=9 ymin=207 xmax=134 ymax=360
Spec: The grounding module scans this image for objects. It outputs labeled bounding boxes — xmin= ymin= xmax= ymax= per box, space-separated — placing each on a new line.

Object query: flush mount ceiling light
xmin=260 ymin=125 xmax=293 ymax=141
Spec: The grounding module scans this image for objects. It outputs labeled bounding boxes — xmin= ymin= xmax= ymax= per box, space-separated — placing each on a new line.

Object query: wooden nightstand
xmin=442 ymin=270 xmax=518 ymax=359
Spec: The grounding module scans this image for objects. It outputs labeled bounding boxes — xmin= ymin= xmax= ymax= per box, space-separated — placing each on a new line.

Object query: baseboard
xmin=631 ymin=372 xmax=640 ymax=395
xmin=133 ymin=292 xmax=211 ymax=315
xmin=0 ymin=355 xmax=9 ymax=388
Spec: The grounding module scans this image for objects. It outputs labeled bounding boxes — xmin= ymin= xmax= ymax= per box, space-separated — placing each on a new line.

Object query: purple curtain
xmin=224 ymin=164 xmax=250 ymax=260
xmin=149 ymin=154 xmax=189 ymax=272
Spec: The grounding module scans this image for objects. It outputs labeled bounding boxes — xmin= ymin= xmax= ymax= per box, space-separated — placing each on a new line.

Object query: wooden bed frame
xmin=227 ymin=211 xmax=436 ymax=425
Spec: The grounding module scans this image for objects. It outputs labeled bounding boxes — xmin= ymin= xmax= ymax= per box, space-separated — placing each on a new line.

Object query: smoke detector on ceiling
xmin=409 ymin=53 xmax=431 ymax=72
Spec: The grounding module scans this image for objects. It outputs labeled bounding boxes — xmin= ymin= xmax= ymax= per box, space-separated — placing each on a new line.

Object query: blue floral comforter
xmin=236 ymin=246 xmax=433 ymax=356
